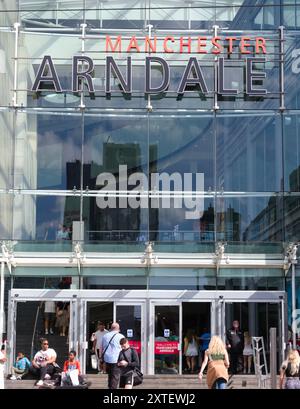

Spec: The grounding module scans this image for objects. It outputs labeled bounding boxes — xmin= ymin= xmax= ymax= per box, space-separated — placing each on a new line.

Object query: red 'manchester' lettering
xmin=105 ymin=35 xmax=122 ymax=52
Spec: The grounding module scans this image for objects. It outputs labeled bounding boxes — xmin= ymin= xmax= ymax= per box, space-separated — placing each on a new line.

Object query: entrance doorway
xmin=182 ymin=302 xmax=210 ymax=374
xmin=86 ymin=302 xmax=113 ymax=373
xmin=8 ymin=289 xmax=287 ymax=376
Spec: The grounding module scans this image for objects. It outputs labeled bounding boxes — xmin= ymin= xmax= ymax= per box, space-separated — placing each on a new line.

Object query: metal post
xmin=213 ymin=25 xmax=219 ymax=111
xmin=278 ymin=26 xmax=285 ymax=111
xmin=12 ymin=22 xmax=20 ymax=107
xmin=270 ymin=327 xmax=277 ymax=390
xmin=292 ymin=262 xmax=297 ymax=349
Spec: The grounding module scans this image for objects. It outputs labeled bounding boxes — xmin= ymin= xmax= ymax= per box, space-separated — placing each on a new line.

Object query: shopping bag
xmin=91 ymin=353 xmax=98 ymax=370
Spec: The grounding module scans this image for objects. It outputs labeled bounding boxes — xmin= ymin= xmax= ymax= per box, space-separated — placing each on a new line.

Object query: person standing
xmin=242 ymin=332 xmax=253 ymax=374
xmin=92 ymin=321 xmax=108 ymax=373
xmin=101 ymin=322 xmax=124 ymax=389
xmin=30 ymin=338 xmax=57 ymax=386
xmin=226 ymin=320 xmax=244 ymax=374
xmin=118 ymin=338 xmax=140 ymax=389
xmin=43 ymin=301 xmax=56 ymax=335
xmin=0 ymin=343 xmax=6 ymax=389
xmin=198 ymin=335 xmax=230 ymax=389
xmin=279 ymin=349 xmax=300 ymax=389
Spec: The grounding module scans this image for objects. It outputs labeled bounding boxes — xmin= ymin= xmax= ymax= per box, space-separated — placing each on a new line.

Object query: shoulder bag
xmin=121 ymin=348 xmax=143 ymax=386
xmin=99 ymin=333 xmax=117 ymax=365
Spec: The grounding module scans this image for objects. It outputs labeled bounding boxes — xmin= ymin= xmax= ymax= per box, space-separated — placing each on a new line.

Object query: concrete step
xmin=5 ymin=374 xmax=273 ymax=389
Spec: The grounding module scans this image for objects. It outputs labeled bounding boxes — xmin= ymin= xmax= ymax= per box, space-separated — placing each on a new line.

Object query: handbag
xmin=121 ymin=348 xmax=143 ymax=386
xmin=91 ymin=353 xmax=98 ymax=370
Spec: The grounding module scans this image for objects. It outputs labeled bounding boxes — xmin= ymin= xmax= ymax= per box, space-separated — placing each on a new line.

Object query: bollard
xmin=270 ymin=327 xmax=277 ymax=389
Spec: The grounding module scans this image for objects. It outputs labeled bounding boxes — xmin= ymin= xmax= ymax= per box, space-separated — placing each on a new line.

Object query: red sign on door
xmin=129 ymin=340 xmax=141 ymax=354
xmin=155 ymin=341 xmax=179 ymax=355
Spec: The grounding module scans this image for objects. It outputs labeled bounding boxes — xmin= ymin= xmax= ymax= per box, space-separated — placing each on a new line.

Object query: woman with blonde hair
xmin=198 ymin=335 xmax=229 ymax=389
xmin=279 ymin=349 xmax=300 ymax=389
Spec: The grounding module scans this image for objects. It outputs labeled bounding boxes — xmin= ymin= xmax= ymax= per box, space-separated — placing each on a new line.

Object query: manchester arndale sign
xmin=32 ymin=35 xmax=269 ymax=96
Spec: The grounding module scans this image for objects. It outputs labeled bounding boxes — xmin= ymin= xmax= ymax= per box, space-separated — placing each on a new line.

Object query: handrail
xmin=30 ymin=277 xmax=47 ymax=359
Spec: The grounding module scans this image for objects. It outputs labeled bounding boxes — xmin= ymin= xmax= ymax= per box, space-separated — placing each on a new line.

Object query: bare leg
xmin=191 ymin=356 xmax=196 ymax=372
xmin=248 ymin=356 xmax=252 ymax=373
xmin=243 ymin=356 xmax=247 ymax=373
xmin=44 ymin=318 xmax=49 ymax=333
xmin=186 ymin=357 xmax=191 ymax=371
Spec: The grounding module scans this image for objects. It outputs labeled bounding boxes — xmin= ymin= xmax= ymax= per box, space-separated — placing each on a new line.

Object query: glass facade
xmin=2 ymin=0 xmax=300 ymax=377
xmin=0 ymin=1 xmax=299 ymax=273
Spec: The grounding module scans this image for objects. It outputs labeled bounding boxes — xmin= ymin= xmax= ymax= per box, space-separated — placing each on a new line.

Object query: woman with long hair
xmin=280 ymin=349 xmax=300 ymax=389
xmin=198 ymin=335 xmax=229 ymax=389
xmin=183 ymin=329 xmax=199 ymax=373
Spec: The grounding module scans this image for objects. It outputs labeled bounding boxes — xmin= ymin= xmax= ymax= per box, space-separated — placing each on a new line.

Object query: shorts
xmin=44 ymin=312 xmax=55 ymax=321
xmin=119 ymin=372 xmax=134 ymax=388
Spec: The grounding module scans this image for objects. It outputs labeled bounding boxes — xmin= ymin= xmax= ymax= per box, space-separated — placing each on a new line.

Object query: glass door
xmin=152 ymin=303 xmax=182 ymax=375
xmin=114 ymin=303 xmax=144 ymax=373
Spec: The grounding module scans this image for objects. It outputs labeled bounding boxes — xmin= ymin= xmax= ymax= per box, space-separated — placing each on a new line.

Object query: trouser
xmin=106 ymin=363 xmax=120 ymax=389
xmin=230 ymin=351 xmax=240 ymax=374
xmin=12 ymin=367 xmax=28 ymax=378
xmin=213 ymin=379 xmax=227 ymax=389
xmin=30 ymin=364 xmax=55 ymax=380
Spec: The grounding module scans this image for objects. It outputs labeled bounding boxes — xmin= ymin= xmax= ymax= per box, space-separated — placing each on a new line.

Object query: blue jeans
xmin=214 ymin=379 xmax=227 ymax=389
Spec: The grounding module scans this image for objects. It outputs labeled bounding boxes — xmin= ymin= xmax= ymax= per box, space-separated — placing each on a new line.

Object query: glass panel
xmin=284 ymin=32 xmax=300 ymax=109
xmin=283 ymin=113 xmax=300 ymax=191
xmin=216 ymin=194 xmax=283 ymax=242
xmin=13 ymin=111 xmax=82 ymax=190
xmin=216 ymin=112 xmax=282 ymax=192
xmin=19 ymin=0 xmax=84 ymax=28
xmin=284 ymin=194 xmax=300 ymax=241
xmin=0 ymin=110 xmax=13 ymax=188
xmin=154 ymin=305 xmax=180 ymax=374
xmin=225 ymin=302 xmax=280 ymax=373
xmin=116 ymin=305 xmax=142 ymax=364
xmin=86 ymin=301 xmax=113 ymax=373
xmin=149 ymin=268 xmax=216 ymax=290
xmin=85 ymin=276 xmax=147 ymax=289
xmin=0 ymin=31 xmax=14 ymax=106
xmin=83 ymin=114 xmax=149 ymax=242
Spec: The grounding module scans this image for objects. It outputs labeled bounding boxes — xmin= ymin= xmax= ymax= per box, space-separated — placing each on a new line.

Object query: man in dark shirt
xmin=226 ymin=320 xmax=244 ymax=374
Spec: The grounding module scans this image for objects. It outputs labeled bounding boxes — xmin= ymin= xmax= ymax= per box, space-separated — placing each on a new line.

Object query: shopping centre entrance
xmin=7 ymin=289 xmax=286 ymax=375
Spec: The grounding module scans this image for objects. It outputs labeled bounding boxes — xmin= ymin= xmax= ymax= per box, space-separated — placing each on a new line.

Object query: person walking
xmin=30 ymin=338 xmax=57 ymax=386
xmin=92 ymin=321 xmax=108 ymax=373
xmin=226 ymin=320 xmax=244 ymax=374
xmin=183 ymin=329 xmax=199 ymax=373
xmin=101 ymin=322 xmax=124 ymax=389
xmin=118 ymin=338 xmax=140 ymax=389
xmin=279 ymin=349 xmax=300 ymax=389
xmin=198 ymin=335 xmax=230 ymax=389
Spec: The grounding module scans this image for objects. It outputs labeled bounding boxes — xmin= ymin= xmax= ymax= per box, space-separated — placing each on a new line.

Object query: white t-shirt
xmin=34 ymin=348 xmax=57 ymax=367
xmin=44 ymin=301 xmax=56 ymax=313
xmin=94 ymin=329 xmax=109 ymax=349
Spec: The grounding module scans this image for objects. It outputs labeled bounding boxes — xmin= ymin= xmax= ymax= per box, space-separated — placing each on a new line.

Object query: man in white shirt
xmin=92 ymin=321 xmax=108 ymax=373
xmin=102 ymin=323 xmax=124 ymax=389
xmin=31 ymin=338 xmax=57 ymax=386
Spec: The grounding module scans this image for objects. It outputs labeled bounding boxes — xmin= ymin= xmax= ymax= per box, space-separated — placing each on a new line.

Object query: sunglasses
xmin=43 ymin=343 xmax=48 ymax=345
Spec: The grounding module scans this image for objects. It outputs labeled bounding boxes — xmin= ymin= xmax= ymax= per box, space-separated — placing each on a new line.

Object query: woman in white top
xmin=242 ymin=331 xmax=253 ymax=374
xmin=183 ymin=329 xmax=199 ymax=373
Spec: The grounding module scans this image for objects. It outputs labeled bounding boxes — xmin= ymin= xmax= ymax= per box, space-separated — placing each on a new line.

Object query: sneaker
xmin=36 ymin=380 xmax=44 ymax=386
xmin=49 ymin=328 xmax=54 ymax=335
xmin=44 ymin=374 xmax=51 ymax=380
xmin=45 ymin=330 xmax=49 ymax=335
xmin=10 ymin=375 xmax=17 ymax=380
xmin=16 ymin=376 xmax=22 ymax=380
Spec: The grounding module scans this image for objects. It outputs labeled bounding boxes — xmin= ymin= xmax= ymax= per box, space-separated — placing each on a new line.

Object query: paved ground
xmin=4 ymin=374 xmax=278 ymax=389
